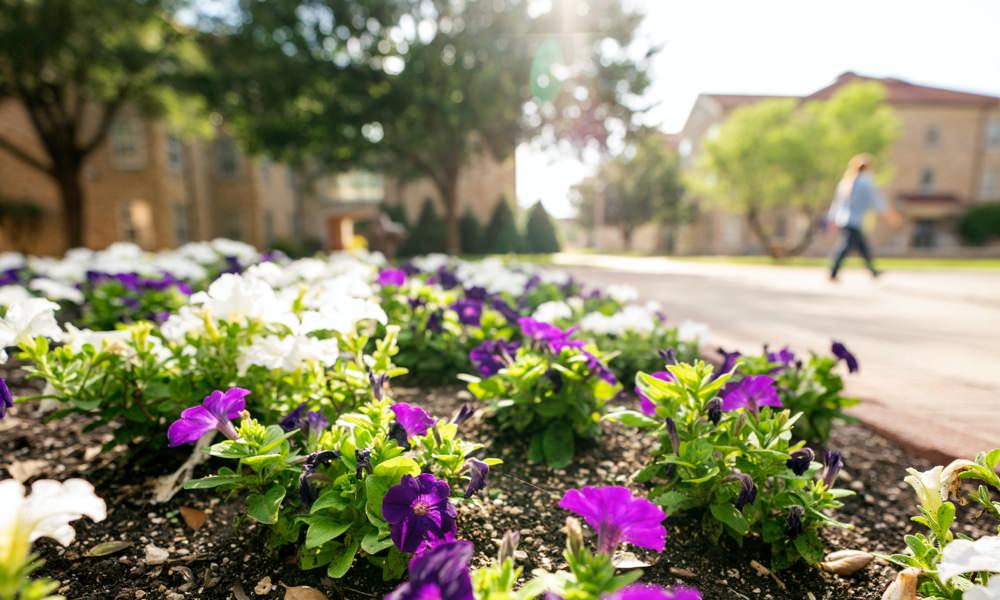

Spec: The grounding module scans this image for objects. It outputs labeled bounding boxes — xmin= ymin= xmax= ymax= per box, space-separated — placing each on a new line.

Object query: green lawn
xmin=675 ymin=255 xmax=1000 ymax=270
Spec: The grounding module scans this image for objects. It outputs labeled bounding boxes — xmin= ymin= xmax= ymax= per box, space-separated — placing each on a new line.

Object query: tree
xmin=459 ymin=209 xmax=483 ymax=255
xmin=398 ymin=198 xmax=445 ymax=256
xmin=483 ymin=197 xmax=520 ymax=254
xmin=688 ymin=82 xmax=899 ymax=258
xmin=192 ymin=0 xmax=655 ymax=253
xmin=523 ymin=201 xmax=560 ymax=253
xmin=571 ymin=130 xmax=686 ymax=251
xmin=0 ymin=0 xmax=192 ymax=248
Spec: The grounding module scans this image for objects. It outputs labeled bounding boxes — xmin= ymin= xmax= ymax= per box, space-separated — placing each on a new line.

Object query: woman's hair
xmin=837 ymin=153 xmax=873 ymax=193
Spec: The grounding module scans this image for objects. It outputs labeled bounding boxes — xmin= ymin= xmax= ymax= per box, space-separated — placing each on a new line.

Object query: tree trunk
xmin=745 ymin=208 xmax=781 ymax=259
xmin=783 ymin=209 xmax=820 ymax=257
xmin=621 ymin=224 xmax=634 ymax=251
xmin=54 ymin=164 xmax=86 ymax=249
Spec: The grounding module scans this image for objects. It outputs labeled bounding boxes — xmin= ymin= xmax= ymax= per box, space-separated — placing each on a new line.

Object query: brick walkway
xmin=553 ymin=254 xmax=1000 ymax=462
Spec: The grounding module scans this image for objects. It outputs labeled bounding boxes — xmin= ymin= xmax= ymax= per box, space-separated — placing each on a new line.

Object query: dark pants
xmin=830 ymin=226 xmax=877 ymax=278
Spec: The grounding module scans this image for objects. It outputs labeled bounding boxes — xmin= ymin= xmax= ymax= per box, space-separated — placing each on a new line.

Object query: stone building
xmin=0 ymin=99 xmax=299 ymax=255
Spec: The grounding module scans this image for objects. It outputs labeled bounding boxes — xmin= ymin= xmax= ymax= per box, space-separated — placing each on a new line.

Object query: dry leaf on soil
xmin=283 ymin=585 xmax=329 ymax=600
xmin=179 ymin=506 xmax=207 ymax=530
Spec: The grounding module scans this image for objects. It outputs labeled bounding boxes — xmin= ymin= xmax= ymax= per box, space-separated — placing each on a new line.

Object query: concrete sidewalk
xmin=552 ymin=253 xmax=1000 ymax=461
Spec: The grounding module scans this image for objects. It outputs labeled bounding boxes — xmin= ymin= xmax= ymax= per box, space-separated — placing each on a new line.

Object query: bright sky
xmin=517 ymin=0 xmax=1000 ymax=218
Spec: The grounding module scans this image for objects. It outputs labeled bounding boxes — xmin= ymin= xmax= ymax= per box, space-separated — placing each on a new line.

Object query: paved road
xmin=552 ymin=254 xmax=1000 ymax=461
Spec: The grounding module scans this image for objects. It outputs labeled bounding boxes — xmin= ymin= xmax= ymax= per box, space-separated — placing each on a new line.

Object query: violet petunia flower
xmin=637 ymin=371 xmax=673 ymax=416
xmin=721 ymin=375 xmax=781 ymax=414
xmin=517 ymin=317 xmax=581 ymax=353
xmin=377 ymin=268 xmax=407 ymax=287
xmin=0 ymin=377 xmax=13 ymax=419
xmin=714 ymin=348 xmax=741 ymax=380
xmin=784 ymin=505 xmax=805 ymax=538
xmin=391 ymin=402 xmax=436 ymax=439
xmin=426 ymin=310 xmax=444 ymax=334
xmin=451 ymin=404 xmax=475 ymax=425
xmin=606 ymin=585 xmax=702 ymax=600
xmin=731 ymin=472 xmax=758 ymax=509
xmin=831 ymin=341 xmax=859 ymax=373
xmin=299 ymin=450 xmax=339 ymax=507
xmin=462 ymin=458 xmax=489 ymax=498
xmin=705 ymin=398 xmax=723 ymax=425
xmin=469 ymin=339 xmax=519 ymax=377
xmin=167 ymin=388 xmax=249 ymax=447
xmin=464 ymin=286 xmax=488 ymax=301
xmin=382 ymin=474 xmax=458 ymax=553
xmin=822 ymin=450 xmax=845 ymax=487
xmin=490 ymin=297 xmax=520 ymax=322
xmin=385 ymin=540 xmax=474 ymax=600
xmin=765 ymin=345 xmax=796 ymax=366
xmin=559 ymin=485 xmax=666 ymax=554
xmin=786 ymin=448 xmax=815 ymax=476
xmin=278 ymin=402 xmax=308 ymax=432
xmin=450 ymin=299 xmax=483 ymax=326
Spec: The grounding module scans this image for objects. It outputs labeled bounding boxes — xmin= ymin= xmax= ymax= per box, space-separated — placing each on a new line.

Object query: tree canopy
xmin=688 ymin=81 xmax=899 ymax=257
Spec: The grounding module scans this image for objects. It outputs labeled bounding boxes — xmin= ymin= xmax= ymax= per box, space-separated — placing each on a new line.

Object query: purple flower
xmin=784 ymin=505 xmax=805 ymax=538
xmin=705 ymin=398 xmax=722 ymax=425
xmin=469 ymin=339 xmax=519 ymax=377
xmin=279 ymin=402 xmax=308 ymax=432
xmin=766 ymin=345 xmax=796 ymax=366
xmin=0 ymin=377 xmax=12 ymax=419
xmin=391 ymin=402 xmax=436 ymax=439
xmin=451 ymin=404 xmax=475 ymax=425
xmin=377 ymin=268 xmax=408 ymax=287
xmin=605 ymin=585 xmax=702 ymax=600
xmin=435 ymin=267 xmax=459 ymax=289
xmin=382 ymin=474 xmax=458 ymax=553
xmin=832 ymin=341 xmax=859 ymax=373
xmin=426 ymin=310 xmax=443 ymax=334
xmin=464 ymin=286 xmax=488 ymax=301
xmin=299 ymin=450 xmax=339 ymax=507
xmin=450 ymin=299 xmax=482 ymax=326
xmin=822 ymin=450 xmax=844 ymax=487
xmin=517 ymin=317 xmax=581 ymax=353
xmin=490 ymin=297 xmax=520 ymax=322
xmin=731 ymin=472 xmax=757 ymax=509
xmin=167 ymin=388 xmax=249 ymax=447
xmin=462 ymin=458 xmax=489 ymax=498
xmin=637 ymin=371 xmax=673 ymax=416
xmin=721 ymin=375 xmax=782 ymax=414
xmin=714 ymin=348 xmax=741 ymax=380
xmin=369 ymin=371 xmax=390 ymax=401
xmin=385 ymin=540 xmax=473 ymax=600
xmin=559 ymin=485 xmax=666 ymax=554
xmin=786 ymin=448 xmax=815 ymax=476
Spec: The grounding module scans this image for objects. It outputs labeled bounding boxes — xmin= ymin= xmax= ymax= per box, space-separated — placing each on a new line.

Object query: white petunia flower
xmin=28 ymin=278 xmax=84 ymax=304
xmin=210 ymin=238 xmax=259 ymax=264
xmin=237 ymin=333 xmax=339 ymax=373
xmin=0 ymin=252 xmax=25 ymax=271
xmin=0 ymin=478 xmax=106 ymax=569
xmin=161 ymin=306 xmax=204 ymax=343
xmin=533 ymin=301 xmax=573 ymax=324
xmin=676 ymin=319 xmax=709 ymax=345
xmin=411 ymin=253 xmax=450 ymax=273
xmin=903 ymin=459 xmax=976 ymax=515
xmin=190 ymin=273 xmax=278 ymax=325
xmin=0 ymin=298 xmax=62 ymax=352
xmin=176 ymin=241 xmax=221 ymax=265
xmin=938 ymin=536 xmax=1000 ymax=582
xmin=606 ymin=284 xmax=639 ymax=303
xmin=0 ymin=285 xmax=32 ymax=307
xmin=965 ymin=578 xmax=1000 ymax=600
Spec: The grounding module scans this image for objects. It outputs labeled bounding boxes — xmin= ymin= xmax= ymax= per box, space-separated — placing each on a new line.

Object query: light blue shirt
xmin=827 ymin=173 xmax=886 ymax=229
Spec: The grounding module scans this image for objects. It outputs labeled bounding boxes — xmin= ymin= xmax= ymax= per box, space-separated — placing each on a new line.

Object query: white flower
xmin=676 ymin=319 xmax=709 ymax=345
xmin=28 ymin=278 xmax=84 ymax=304
xmin=966 ymin=578 xmax=1000 ymax=600
xmin=903 ymin=459 xmax=976 ymax=515
xmin=210 ymin=238 xmax=259 ymax=264
xmin=0 ymin=478 xmax=106 ymax=569
xmin=0 ymin=285 xmax=32 ymax=307
xmin=411 ymin=253 xmax=450 ymax=273
xmin=533 ymin=301 xmax=573 ymax=324
xmin=176 ymin=241 xmax=221 ymax=265
xmin=0 ymin=252 xmax=25 ymax=271
xmin=237 ymin=333 xmax=339 ymax=373
xmin=161 ymin=306 xmax=204 ymax=343
xmin=191 ymin=274 xmax=278 ymax=325
xmin=938 ymin=536 xmax=1000 ymax=582
xmin=151 ymin=253 xmax=208 ymax=281
xmin=62 ymin=324 xmax=131 ymax=354
xmin=0 ymin=297 xmax=62 ymax=351
xmin=310 ymin=295 xmax=387 ymax=335
xmin=606 ymin=284 xmax=639 ymax=303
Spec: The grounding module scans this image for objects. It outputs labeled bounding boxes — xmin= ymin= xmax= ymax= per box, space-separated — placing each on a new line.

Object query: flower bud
xmin=786 ymin=448 xmax=815 ymax=476
xmin=822 ymin=450 xmax=845 ymax=487
xmin=564 ymin=516 xmax=584 ymax=555
xmin=705 ymin=398 xmax=722 ymax=425
xmin=498 ymin=530 xmax=520 ymax=563
xmin=880 ymin=567 xmax=919 ymax=599
xmin=784 ymin=505 xmax=805 ymax=537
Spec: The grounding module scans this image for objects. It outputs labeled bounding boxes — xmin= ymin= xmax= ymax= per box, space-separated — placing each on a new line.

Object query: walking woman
xmin=827 ymin=154 xmax=899 ymax=280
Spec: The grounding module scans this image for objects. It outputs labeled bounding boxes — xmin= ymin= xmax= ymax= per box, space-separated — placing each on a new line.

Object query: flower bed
xmin=0 ymin=242 xmax=998 ymax=600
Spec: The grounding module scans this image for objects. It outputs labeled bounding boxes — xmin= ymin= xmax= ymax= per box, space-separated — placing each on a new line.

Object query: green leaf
xmin=792 ymin=529 xmax=825 ymax=564
xmin=183 ymin=474 xmax=245 ymax=489
xmin=709 ymin=503 xmax=749 ymax=536
xmin=246 ymin=485 xmax=286 ymax=525
xmin=542 ymin=423 xmax=574 ymax=469
xmin=327 ymin=539 xmax=360 ymax=578
xmin=373 ymin=456 xmax=420 ymax=480
xmin=311 ymin=488 xmax=350 ymax=513
xmin=361 ymin=528 xmax=394 ymax=555
xmin=305 ymin=515 xmax=352 ymax=549
xmin=604 ymin=409 xmax=660 ymax=429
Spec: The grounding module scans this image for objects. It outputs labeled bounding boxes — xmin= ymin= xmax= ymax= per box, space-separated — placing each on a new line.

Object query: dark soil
xmin=1 ymin=368 xmax=992 ymax=600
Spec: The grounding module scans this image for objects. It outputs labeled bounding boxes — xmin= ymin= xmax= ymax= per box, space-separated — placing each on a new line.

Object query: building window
xmin=987 ymin=119 xmax=1000 ymax=149
xmin=119 ymin=200 xmax=154 ymax=247
xmin=216 ymin=139 xmax=238 ymax=177
xmin=109 ymin=117 xmax=146 ymax=170
xmin=911 ymin=219 xmax=938 ymax=249
xmin=981 ymin=170 xmax=999 ymax=200
xmin=166 ymin=135 xmax=183 ymax=173
xmin=222 ymin=211 xmax=243 ymax=240
xmin=925 ymin=126 xmax=940 ymax=147
xmin=920 ymin=167 xmax=935 ymax=193
xmin=120 ymin=203 xmax=138 ymax=242
xmin=174 ymin=203 xmax=190 ymax=244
